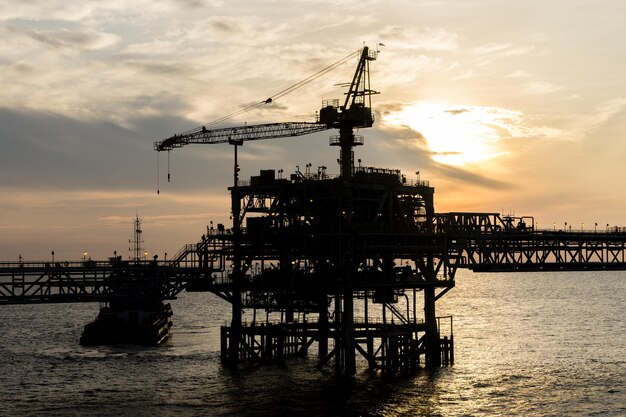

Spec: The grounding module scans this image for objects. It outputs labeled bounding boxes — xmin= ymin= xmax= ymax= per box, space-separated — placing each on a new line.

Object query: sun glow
xmin=384 ymin=101 xmax=518 ymax=166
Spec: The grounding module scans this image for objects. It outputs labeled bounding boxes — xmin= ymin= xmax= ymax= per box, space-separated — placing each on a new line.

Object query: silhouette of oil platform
xmin=2 ymin=46 xmax=626 ymax=376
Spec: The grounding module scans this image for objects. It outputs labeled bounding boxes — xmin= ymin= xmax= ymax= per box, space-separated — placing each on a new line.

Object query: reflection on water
xmin=0 ymin=270 xmax=624 ymax=416
xmin=218 ymin=358 xmax=447 ymax=417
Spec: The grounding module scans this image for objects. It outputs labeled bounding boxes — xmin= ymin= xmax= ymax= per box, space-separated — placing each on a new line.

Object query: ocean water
xmin=0 ymin=270 xmax=624 ymax=416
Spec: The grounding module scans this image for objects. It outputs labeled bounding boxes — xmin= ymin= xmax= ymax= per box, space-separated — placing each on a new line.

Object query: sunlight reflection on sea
xmin=0 ymin=270 xmax=624 ymax=416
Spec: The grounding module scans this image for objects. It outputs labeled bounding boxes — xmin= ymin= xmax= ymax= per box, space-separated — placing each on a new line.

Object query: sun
xmin=384 ymin=101 xmax=513 ymax=166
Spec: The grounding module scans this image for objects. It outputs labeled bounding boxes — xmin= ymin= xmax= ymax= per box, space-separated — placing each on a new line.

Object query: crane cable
xmin=269 ymin=49 xmax=360 ymax=101
xmin=158 ymin=48 xmax=361 ymax=194
xmin=156 ymin=149 xmax=172 ymax=193
xmin=180 ymin=48 xmax=361 ymax=135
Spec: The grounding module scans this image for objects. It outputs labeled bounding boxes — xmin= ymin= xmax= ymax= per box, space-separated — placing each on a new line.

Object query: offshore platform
xmin=2 ymin=46 xmax=626 ymax=376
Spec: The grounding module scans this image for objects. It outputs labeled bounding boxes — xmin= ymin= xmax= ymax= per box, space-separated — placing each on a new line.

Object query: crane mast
xmin=319 ymin=46 xmax=378 ymax=178
xmin=154 ymin=46 xmax=379 ymax=179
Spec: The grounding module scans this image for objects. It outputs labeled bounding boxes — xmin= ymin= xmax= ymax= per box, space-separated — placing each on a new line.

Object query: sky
xmin=1 ymin=0 xmax=625 ymax=260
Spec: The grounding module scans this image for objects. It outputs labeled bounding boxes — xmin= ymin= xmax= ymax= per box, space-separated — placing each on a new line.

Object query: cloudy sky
xmin=1 ymin=0 xmax=625 ymax=260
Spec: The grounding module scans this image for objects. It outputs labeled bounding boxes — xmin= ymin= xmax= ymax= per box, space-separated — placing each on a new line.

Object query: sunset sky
xmin=1 ymin=0 xmax=625 ymax=260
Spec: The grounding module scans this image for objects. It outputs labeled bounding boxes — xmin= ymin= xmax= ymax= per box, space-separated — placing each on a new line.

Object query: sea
xmin=0 ymin=270 xmax=624 ymax=417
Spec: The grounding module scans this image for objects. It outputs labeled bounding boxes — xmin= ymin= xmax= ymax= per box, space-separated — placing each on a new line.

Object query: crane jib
xmin=154 ymin=122 xmax=330 ymax=152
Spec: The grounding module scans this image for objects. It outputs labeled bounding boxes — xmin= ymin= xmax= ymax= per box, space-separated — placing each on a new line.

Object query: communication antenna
xmin=129 ymin=213 xmax=145 ymax=262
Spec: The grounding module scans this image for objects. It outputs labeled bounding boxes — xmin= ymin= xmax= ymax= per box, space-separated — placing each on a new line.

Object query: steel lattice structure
xmin=2 ymin=46 xmax=626 ymax=375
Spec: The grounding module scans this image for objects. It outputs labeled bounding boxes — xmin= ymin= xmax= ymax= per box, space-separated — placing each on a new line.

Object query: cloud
xmin=0 ymin=0 xmax=222 ymax=22
xmin=452 ymin=70 xmax=476 ymax=80
xmin=507 ymin=70 xmax=529 ymax=78
xmin=99 ymin=212 xmax=226 ymax=227
xmin=469 ymin=42 xmax=538 ymax=73
xmin=473 ymin=42 xmax=536 ymax=57
xmin=0 ymin=106 xmax=218 ymax=190
xmin=0 ymin=1 xmax=98 ymax=21
xmin=382 ymin=101 xmax=518 ymax=140
xmin=0 ymin=3 xmax=387 ymax=128
xmin=431 ymin=162 xmax=511 ymax=190
xmin=473 ymin=42 xmax=511 ymax=55
xmin=524 ymin=81 xmax=563 ymax=95
xmin=122 ymin=60 xmax=196 ymax=77
xmin=375 ymin=53 xmax=446 ymax=87
xmin=0 ymin=189 xmax=153 ymax=210
xmin=178 ymin=15 xmax=293 ymax=48
xmin=380 ymin=100 xmax=569 ymax=170
xmin=377 ymin=26 xmax=458 ymax=51
xmin=573 ymin=97 xmax=626 ymax=137
xmin=7 ymin=26 xmax=120 ymax=51
xmin=433 ymin=151 xmax=462 ymax=156
xmin=169 ymin=0 xmax=224 ymax=7
xmin=445 ymin=108 xmax=469 ymax=116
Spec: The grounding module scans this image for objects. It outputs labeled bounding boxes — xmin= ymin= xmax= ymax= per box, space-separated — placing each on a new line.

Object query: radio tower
xmin=129 ymin=213 xmax=145 ymax=262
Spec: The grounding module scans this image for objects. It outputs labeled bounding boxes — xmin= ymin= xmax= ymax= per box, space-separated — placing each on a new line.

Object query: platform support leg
xmin=424 ymin=287 xmax=440 ymax=367
xmin=228 ymin=290 xmax=242 ymax=364
xmin=424 ymin=257 xmax=441 ymax=368
xmin=318 ymin=296 xmax=328 ymax=358
xmin=343 ymin=289 xmax=356 ymax=376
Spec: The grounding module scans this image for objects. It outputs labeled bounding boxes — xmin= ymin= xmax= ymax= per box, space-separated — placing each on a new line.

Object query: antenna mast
xmin=129 ymin=213 xmax=145 ymax=262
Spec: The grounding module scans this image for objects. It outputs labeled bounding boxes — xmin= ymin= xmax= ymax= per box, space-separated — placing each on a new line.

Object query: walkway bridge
xmin=0 ymin=260 xmax=204 ymax=304
xmin=4 ymin=216 xmax=625 ymax=305
xmin=436 ymin=212 xmax=626 ymax=272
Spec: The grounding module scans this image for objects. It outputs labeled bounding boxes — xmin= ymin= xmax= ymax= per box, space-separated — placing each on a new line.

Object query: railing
xmin=436 ymin=315 xmax=453 ymax=337
xmin=236 ymin=173 xmax=340 ymax=187
xmin=329 ymin=134 xmax=364 ymax=146
xmin=403 ymin=178 xmax=430 ymax=187
xmin=355 ymin=166 xmax=400 ymax=177
xmin=0 ymin=259 xmax=174 ymax=269
xmin=234 ymin=166 xmax=431 ymax=187
xmin=239 ymin=316 xmax=426 ymax=328
xmin=170 ymin=244 xmax=196 ymax=263
xmin=533 ymin=227 xmax=626 ymax=234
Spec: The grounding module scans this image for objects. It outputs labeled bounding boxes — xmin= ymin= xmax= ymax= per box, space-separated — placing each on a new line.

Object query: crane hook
xmin=156 ymin=152 xmax=160 ymax=194
xmin=167 ymin=150 xmax=171 ymax=183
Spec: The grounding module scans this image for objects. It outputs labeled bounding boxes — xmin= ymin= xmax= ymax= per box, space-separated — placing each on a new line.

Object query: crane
xmin=154 ymin=46 xmax=379 ymax=180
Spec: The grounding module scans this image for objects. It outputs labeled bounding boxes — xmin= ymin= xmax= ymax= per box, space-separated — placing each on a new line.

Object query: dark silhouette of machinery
xmin=155 ymin=46 xmax=378 ymax=179
xmin=3 ymin=46 xmax=626 ymax=376
xmin=154 ymin=46 xmax=450 ymax=374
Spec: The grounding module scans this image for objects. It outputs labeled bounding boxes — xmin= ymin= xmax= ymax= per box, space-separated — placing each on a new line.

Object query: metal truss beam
xmin=0 ymin=262 xmax=207 ymax=304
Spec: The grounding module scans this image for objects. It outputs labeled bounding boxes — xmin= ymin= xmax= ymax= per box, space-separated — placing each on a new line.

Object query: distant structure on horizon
xmin=129 ymin=213 xmax=145 ymax=262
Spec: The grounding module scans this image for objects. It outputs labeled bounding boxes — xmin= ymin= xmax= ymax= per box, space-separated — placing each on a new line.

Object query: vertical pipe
xmin=334 ymin=293 xmax=343 ymax=374
xmin=221 ymin=326 xmax=228 ymax=361
xmin=229 ymin=141 xmax=243 ymax=364
xmin=318 ymin=294 xmax=328 ymax=358
xmin=340 ymin=145 xmax=353 ymax=180
xmin=413 ymin=287 xmax=417 ymax=328
xmin=343 ymin=288 xmax=356 ymax=375
xmin=339 ymin=123 xmax=355 ymax=180
xmin=424 ymin=262 xmax=440 ymax=367
xmin=423 ymin=186 xmax=440 ymax=367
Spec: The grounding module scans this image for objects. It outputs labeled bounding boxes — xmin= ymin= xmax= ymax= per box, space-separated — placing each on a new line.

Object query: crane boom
xmin=154 ymin=46 xmax=379 ymax=179
xmin=154 ymin=122 xmax=330 ymax=152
